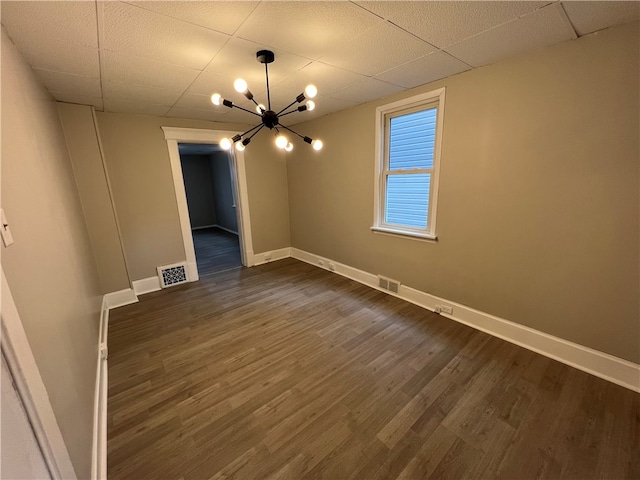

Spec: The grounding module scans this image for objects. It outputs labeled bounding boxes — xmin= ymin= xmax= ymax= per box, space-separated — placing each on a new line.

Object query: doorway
xmin=163 ymin=127 xmax=254 ymax=282
xmin=179 ymin=144 xmax=242 ymax=276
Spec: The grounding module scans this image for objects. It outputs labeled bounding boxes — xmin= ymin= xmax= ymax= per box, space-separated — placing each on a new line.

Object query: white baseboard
xmin=214 ymin=224 xmax=239 ymax=235
xmin=132 ymin=276 xmax=161 ymax=296
xmin=91 ymin=300 xmax=109 ymax=480
xmin=186 ymin=261 xmax=199 ymax=282
xmin=191 ymin=224 xmax=217 ymax=231
xmin=103 ymin=288 xmax=138 ymax=309
xmin=289 ymin=248 xmax=640 ymax=393
xmin=133 ymin=263 xmax=198 ymax=298
xmin=191 ymin=224 xmax=239 ymax=235
xmin=252 ymin=247 xmax=292 ymax=266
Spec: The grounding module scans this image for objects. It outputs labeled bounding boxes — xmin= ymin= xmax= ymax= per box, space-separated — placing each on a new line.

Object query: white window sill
xmin=370 ymin=226 xmax=437 ymax=242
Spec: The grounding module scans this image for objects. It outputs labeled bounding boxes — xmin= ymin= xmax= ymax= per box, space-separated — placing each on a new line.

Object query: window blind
xmin=385 ymin=174 xmax=430 ymax=228
xmin=389 ymin=107 xmax=437 ymax=170
xmin=384 ymin=106 xmax=437 ymax=229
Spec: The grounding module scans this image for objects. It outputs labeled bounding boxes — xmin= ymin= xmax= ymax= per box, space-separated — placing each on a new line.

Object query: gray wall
xmin=181 ymin=154 xmax=217 ymax=229
xmin=180 ymin=152 xmax=238 ymax=234
xmin=57 ymin=103 xmax=131 ymax=293
xmin=1 ymin=28 xmax=101 ymax=478
xmin=210 ymin=151 xmax=238 ymax=234
xmin=94 ymin=112 xmax=290 ymax=280
xmin=286 ymin=22 xmax=639 ymax=363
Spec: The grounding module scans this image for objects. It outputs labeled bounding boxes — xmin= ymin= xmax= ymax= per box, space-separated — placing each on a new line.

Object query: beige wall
xmin=243 ymin=132 xmax=290 ymax=253
xmin=94 ymin=112 xmax=290 ymax=280
xmin=57 ymin=103 xmax=130 ymax=293
xmin=1 ymin=29 xmax=101 ymax=478
xmin=209 ymin=151 xmax=239 ymax=234
xmin=287 ymin=22 xmax=640 ymax=363
xmin=181 ymin=154 xmax=218 ymax=229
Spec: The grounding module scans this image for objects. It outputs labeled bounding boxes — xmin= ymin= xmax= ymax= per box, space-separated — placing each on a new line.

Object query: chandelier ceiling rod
xmin=211 ymin=49 xmax=323 ymax=153
xmin=264 ymin=60 xmax=272 ymax=111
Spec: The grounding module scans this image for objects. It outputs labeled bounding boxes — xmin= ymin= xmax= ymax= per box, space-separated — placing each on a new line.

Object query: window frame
xmin=372 ymin=87 xmax=446 ymax=241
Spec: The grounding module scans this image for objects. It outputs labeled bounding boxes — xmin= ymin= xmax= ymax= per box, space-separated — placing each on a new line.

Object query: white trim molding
xmin=191 ymin=224 xmax=217 ymax=231
xmin=251 ymin=247 xmax=292 ymax=267
xmin=91 ymin=299 xmax=109 ymax=480
xmin=186 ymin=261 xmax=199 ymax=283
xmin=162 ymin=126 xmax=254 ymax=277
xmin=212 ymin=224 xmax=239 ymax=236
xmin=103 ymin=288 xmax=138 ymax=309
xmin=373 ymin=87 xmax=445 ymax=240
xmin=192 ymin=224 xmax=239 ymax=235
xmin=132 ymin=276 xmax=162 ymax=296
xmin=289 ymin=248 xmax=640 ymax=392
xmin=1 ymin=270 xmax=77 ymax=479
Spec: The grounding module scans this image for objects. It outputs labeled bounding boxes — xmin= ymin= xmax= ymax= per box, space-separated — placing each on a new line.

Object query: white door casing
xmin=1 ymin=353 xmax=51 ymax=479
xmin=1 ymin=269 xmax=77 ymax=479
xmin=162 ymin=127 xmax=255 ymax=280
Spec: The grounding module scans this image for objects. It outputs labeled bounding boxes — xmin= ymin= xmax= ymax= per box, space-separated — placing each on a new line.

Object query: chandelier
xmin=211 ymin=50 xmax=323 ymax=153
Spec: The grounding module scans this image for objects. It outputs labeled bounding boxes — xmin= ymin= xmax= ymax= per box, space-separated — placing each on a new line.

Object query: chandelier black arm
xmin=229 ymin=103 xmax=262 ymax=117
xmin=278 ymin=124 xmax=309 ymax=141
xmin=276 ymin=99 xmax=300 ymax=116
xmin=278 ymin=106 xmax=309 ymax=118
xmin=248 ymin=96 xmax=260 ymax=108
xmin=239 ymin=123 xmax=264 ymax=138
xmin=246 ymin=124 xmax=265 ymax=141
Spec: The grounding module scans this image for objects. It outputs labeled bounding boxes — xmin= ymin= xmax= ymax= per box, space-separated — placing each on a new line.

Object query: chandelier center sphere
xmin=262 ymin=110 xmax=279 ymax=129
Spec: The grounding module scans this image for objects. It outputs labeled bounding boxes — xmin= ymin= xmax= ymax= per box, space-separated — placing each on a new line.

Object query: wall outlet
xmin=100 ymin=343 xmax=108 ymax=360
xmin=440 ymin=305 xmax=453 ymax=315
xmin=328 ymin=263 xmax=336 ymax=271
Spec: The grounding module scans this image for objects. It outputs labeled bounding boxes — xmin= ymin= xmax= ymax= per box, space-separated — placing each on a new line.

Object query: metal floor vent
xmin=157 ymin=262 xmax=188 ymax=288
xmin=378 ymin=275 xmax=400 ymax=293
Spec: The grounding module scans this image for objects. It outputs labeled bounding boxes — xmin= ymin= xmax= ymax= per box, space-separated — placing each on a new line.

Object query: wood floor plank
xmin=192 ymin=227 xmax=242 ymax=277
xmin=107 ymin=258 xmax=640 ymax=479
xmin=395 ymin=424 xmax=458 ymax=480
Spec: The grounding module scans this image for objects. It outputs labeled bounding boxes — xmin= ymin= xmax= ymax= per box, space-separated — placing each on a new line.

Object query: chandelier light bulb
xmin=234 ymin=78 xmax=248 ymax=93
xmin=235 ymin=141 xmax=245 ymax=152
xmin=211 ymin=93 xmax=222 ymax=105
xmin=256 ymin=104 xmax=266 ymax=114
xmin=305 ymin=84 xmax=318 ymax=98
xmin=220 ymin=137 xmax=232 ymax=150
xmin=275 ymin=135 xmax=288 ymax=149
xmin=312 ymin=139 xmax=323 ymax=151
xmin=285 ymin=143 xmax=293 ymax=152
xmin=306 ymin=100 xmax=315 ymax=111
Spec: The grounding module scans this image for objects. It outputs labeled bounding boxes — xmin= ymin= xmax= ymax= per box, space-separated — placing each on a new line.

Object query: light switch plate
xmin=1 ymin=209 xmax=14 ymax=247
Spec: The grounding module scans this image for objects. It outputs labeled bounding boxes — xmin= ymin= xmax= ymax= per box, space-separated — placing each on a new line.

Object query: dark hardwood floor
xmin=192 ymin=227 xmax=241 ymax=276
xmin=107 ymin=258 xmax=639 ymax=480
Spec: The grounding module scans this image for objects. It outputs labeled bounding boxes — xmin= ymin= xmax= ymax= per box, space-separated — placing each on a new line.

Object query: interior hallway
xmin=192 ymin=227 xmax=242 ymax=276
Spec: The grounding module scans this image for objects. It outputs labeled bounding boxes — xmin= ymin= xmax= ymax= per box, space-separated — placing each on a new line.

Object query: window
xmin=372 ymin=88 xmax=445 ymax=240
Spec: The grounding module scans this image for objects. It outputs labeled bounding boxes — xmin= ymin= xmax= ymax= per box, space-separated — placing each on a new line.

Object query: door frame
xmin=162 ymin=127 xmax=254 ymax=281
xmin=1 ymin=269 xmax=77 ymax=479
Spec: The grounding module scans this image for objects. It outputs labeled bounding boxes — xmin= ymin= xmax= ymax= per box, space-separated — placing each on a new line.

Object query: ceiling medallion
xmin=211 ymin=50 xmax=323 ymax=153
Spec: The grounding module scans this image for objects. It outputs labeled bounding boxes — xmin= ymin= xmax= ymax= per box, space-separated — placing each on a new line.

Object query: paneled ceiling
xmin=2 ymin=1 xmax=638 ymax=125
